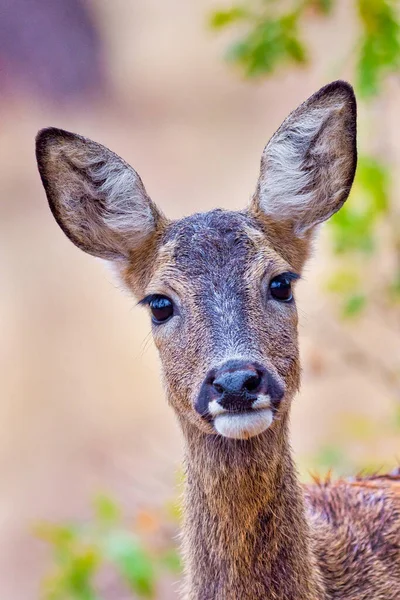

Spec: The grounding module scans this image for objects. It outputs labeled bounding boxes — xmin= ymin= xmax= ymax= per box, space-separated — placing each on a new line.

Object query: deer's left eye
xmin=269 ymin=274 xmax=294 ymax=302
xmin=149 ymin=295 xmax=174 ymax=323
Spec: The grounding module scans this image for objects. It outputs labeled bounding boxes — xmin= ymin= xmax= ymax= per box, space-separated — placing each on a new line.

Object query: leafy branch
xmin=210 ymin=0 xmax=400 ymax=317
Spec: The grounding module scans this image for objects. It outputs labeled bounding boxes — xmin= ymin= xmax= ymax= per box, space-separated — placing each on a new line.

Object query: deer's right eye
xmin=269 ymin=272 xmax=300 ymax=302
xmin=148 ymin=295 xmax=174 ymax=324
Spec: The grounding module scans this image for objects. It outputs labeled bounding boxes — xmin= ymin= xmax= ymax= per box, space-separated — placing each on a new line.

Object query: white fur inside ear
xmin=255 ymin=85 xmax=356 ymax=235
xmin=61 ymin=146 xmax=156 ymax=245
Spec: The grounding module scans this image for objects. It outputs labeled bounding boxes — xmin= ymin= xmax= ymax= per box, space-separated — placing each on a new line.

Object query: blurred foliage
xmin=357 ymin=0 xmax=400 ymax=97
xmin=330 ymin=155 xmax=390 ymax=255
xmin=211 ymin=6 xmax=307 ymax=76
xmin=36 ymin=494 xmax=181 ymax=600
xmin=305 ymin=402 xmax=400 ymax=479
xmin=210 ymin=0 xmax=400 ymax=94
xmin=211 ymin=0 xmax=400 ymax=318
xmin=326 ymin=153 xmax=391 ymax=316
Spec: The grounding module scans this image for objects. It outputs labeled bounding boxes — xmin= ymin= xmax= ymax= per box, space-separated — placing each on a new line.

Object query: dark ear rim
xmin=306 ymin=79 xmax=356 ymax=110
xmin=35 ymin=127 xmax=111 ymax=257
xmin=302 ymin=81 xmax=357 ymax=210
xmin=310 ymin=81 xmax=357 ymax=224
xmin=306 ymin=79 xmax=358 ymax=229
xmin=253 ymin=80 xmax=357 ymax=232
xmin=275 ymin=79 xmax=357 ymax=146
xmin=36 ymin=127 xmax=164 ymax=260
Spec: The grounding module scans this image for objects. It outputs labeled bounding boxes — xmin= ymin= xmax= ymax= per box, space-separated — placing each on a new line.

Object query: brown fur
xmin=35 ymin=81 xmax=399 ymax=599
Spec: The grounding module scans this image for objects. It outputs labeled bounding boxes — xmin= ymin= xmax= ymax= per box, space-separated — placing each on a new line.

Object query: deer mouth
xmin=213 ymin=407 xmax=274 ymax=439
xmin=209 ymin=395 xmax=275 ymax=440
xmin=195 ymin=360 xmax=284 ymax=439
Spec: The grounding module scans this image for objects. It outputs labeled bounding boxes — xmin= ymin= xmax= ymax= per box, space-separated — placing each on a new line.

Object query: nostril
xmin=244 ymin=373 xmax=261 ymax=392
xmin=213 ymin=383 xmax=224 ymax=395
xmin=212 ymin=367 xmax=263 ymax=398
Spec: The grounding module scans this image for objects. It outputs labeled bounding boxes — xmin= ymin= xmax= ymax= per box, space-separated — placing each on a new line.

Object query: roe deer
xmin=36 ymin=81 xmax=400 ymax=599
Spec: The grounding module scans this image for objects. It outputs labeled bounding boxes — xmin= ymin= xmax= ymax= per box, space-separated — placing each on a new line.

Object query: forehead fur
xmin=159 ymin=209 xmax=306 ymax=280
xmin=123 ymin=208 xmax=310 ymax=296
xmin=164 ymin=210 xmax=259 ymax=273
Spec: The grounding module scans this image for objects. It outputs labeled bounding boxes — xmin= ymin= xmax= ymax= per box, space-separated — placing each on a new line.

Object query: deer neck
xmin=179 ymin=417 xmax=323 ymax=600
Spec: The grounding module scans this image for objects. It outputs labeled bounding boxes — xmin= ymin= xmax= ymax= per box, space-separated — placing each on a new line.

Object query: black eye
xmin=149 ymin=295 xmax=174 ymax=323
xmin=269 ymin=274 xmax=294 ymax=302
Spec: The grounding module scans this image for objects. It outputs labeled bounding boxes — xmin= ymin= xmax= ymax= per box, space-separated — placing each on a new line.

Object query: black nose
xmin=213 ymin=368 xmax=261 ymax=397
xmin=212 ymin=362 xmax=265 ymax=411
xmin=195 ymin=359 xmax=272 ymax=416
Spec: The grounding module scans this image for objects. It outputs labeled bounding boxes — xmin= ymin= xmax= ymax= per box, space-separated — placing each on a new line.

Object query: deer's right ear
xmin=36 ymin=128 xmax=166 ymax=260
xmin=250 ymin=81 xmax=357 ymax=236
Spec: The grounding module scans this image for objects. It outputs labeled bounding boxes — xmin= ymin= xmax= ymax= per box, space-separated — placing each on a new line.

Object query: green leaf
xmin=209 ymin=7 xmax=248 ymax=30
xmin=104 ymin=531 xmax=155 ymax=598
xmin=357 ymin=0 xmax=400 ymax=98
xmin=35 ymin=522 xmax=78 ymax=548
xmin=47 ymin=544 xmax=101 ymax=600
xmin=92 ymin=493 xmax=121 ymax=526
xmin=67 ymin=551 xmax=100 ymax=596
xmin=329 ymin=154 xmax=390 ymax=255
xmin=308 ymin=0 xmax=335 ymax=15
xmin=226 ymin=13 xmax=307 ymax=77
xmin=159 ymin=548 xmax=182 ymax=573
xmin=342 ymin=293 xmax=367 ymax=318
xmin=325 ymin=269 xmax=361 ymax=295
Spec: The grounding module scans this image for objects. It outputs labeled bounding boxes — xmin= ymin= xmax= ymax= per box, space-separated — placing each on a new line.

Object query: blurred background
xmin=0 ymin=0 xmax=399 ymax=598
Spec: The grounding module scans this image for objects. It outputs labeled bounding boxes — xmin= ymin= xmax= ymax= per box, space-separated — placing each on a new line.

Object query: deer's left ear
xmin=250 ymin=81 xmax=357 ymax=235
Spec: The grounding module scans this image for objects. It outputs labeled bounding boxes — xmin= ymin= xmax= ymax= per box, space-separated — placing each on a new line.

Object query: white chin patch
xmin=213 ymin=408 xmax=273 ymax=440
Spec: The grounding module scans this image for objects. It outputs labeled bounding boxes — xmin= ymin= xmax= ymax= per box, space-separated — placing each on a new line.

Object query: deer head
xmin=36 ymin=81 xmax=356 ymax=441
